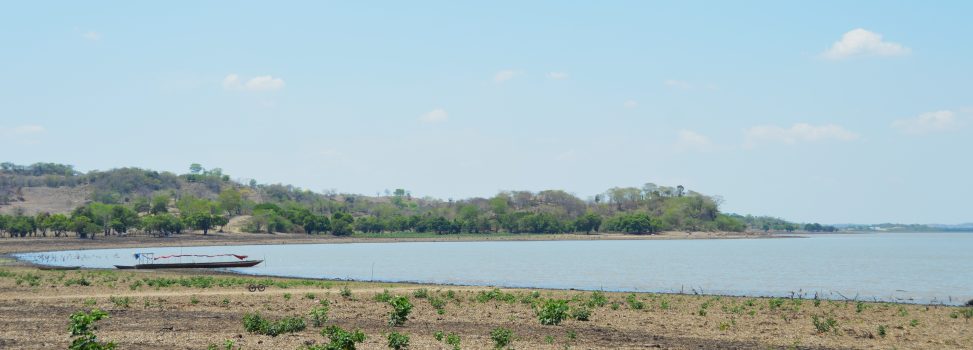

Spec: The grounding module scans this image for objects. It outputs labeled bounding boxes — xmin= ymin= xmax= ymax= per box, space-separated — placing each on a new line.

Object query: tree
xmin=218 ymin=188 xmax=243 ymax=215
xmin=331 ymin=212 xmax=354 ymax=236
xmin=186 ymin=212 xmax=216 ymax=235
xmin=189 ymin=163 xmax=203 ymax=175
xmin=150 ymin=194 xmax=169 ymax=214
xmin=574 ymin=212 xmax=602 ymax=234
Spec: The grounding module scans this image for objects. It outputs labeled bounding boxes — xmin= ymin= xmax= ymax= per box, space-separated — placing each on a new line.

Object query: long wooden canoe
xmin=114 ymin=260 xmax=263 ymax=269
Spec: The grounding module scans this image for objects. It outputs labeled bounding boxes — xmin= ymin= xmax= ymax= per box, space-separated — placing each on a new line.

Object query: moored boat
xmin=113 ymin=259 xmax=263 ymax=269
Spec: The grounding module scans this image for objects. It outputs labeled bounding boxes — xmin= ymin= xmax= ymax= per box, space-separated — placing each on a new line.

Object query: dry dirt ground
xmin=0 ymin=186 xmax=90 ymax=216
xmin=0 ymin=265 xmax=970 ymax=350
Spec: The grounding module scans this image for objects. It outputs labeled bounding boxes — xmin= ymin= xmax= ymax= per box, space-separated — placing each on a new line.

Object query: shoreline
xmin=0 ymin=230 xmax=787 ymax=255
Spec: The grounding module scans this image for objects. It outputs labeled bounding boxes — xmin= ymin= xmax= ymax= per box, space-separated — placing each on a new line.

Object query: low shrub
xmin=242 ymin=313 xmax=306 ymax=336
xmin=374 ymin=289 xmax=393 ymax=303
xmin=305 ymin=325 xmax=366 ymax=350
xmin=811 ymin=315 xmax=838 ymax=334
xmin=490 ymin=327 xmax=514 ymax=349
xmin=476 ymin=288 xmax=517 ymax=303
xmin=109 ymin=296 xmax=130 ymax=308
xmin=625 ymin=294 xmax=644 ymax=310
xmin=388 ymin=296 xmax=413 ymax=326
xmin=445 ymin=332 xmax=461 ymax=350
xmin=310 ymin=302 xmax=330 ymax=327
xmin=387 ymin=331 xmax=410 ymax=350
xmin=340 ymin=286 xmax=353 ymax=298
xmin=587 ymin=291 xmax=608 ymax=308
xmin=69 ymin=309 xmax=115 ymax=350
xmin=412 ymin=288 xmax=429 ymax=299
xmin=571 ymin=306 xmax=591 ymax=321
xmin=537 ymin=299 xmax=570 ymax=325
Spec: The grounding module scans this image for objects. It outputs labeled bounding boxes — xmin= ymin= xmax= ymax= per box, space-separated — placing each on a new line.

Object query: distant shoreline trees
xmin=0 ymin=161 xmax=838 ymax=239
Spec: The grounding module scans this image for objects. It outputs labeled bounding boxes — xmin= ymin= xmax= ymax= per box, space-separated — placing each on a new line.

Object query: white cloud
xmin=12 ymin=125 xmax=45 ymax=134
xmin=892 ymin=110 xmax=963 ymax=134
xmin=419 ymin=108 xmax=449 ymax=123
xmin=821 ymin=28 xmax=910 ymax=60
xmin=664 ymin=79 xmax=693 ymax=89
xmin=222 ymin=73 xmax=285 ymax=91
xmin=744 ymin=123 xmax=859 ymax=148
xmin=493 ymin=70 xmax=519 ymax=83
xmin=623 ymin=100 xmax=638 ymax=109
xmin=82 ymin=31 xmax=101 ymax=41
xmin=674 ymin=130 xmax=713 ymax=152
xmin=546 ymin=72 xmax=569 ymax=80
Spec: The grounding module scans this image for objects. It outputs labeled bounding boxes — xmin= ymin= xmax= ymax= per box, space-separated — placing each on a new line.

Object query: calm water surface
xmin=16 ymin=232 xmax=973 ymax=304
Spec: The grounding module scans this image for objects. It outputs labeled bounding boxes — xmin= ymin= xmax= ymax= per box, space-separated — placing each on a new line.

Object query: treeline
xmin=728 ymin=214 xmax=837 ymax=233
xmin=1 ymin=162 xmax=760 ymax=237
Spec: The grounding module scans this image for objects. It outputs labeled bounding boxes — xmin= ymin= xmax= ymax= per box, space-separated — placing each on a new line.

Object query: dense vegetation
xmin=0 ymin=161 xmax=833 ymax=238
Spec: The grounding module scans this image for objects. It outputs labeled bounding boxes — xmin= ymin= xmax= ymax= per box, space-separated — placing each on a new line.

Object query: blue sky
xmin=2 ymin=1 xmax=971 ymax=224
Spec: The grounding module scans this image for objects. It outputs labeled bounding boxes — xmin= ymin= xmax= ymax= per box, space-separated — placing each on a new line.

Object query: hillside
xmin=0 ymin=161 xmax=826 ymax=237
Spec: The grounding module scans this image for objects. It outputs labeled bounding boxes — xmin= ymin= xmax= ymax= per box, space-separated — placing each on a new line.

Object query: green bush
xmin=69 ymin=309 xmax=116 ymax=350
xmin=445 ymin=333 xmax=461 ymax=350
xmin=310 ymin=302 xmax=330 ymax=327
xmin=388 ymin=296 xmax=413 ymax=326
xmin=625 ymin=294 xmax=644 ymax=310
xmin=374 ymin=289 xmax=393 ymax=302
xmin=433 ymin=331 xmax=445 ymax=341
xmin=587 ymin=291 xmax=607 ymax=308
xmin=429 ymin=296 xmax=447 ymax=314
xmin=387 ymin=331 xmax=410 ymax=350
xmin=490 ymin=327 xmax=514 ymax=349
xmin=877 ymin=325 xmax=887 ymax=338
xmin=340 ymin=286 xmax=353 ymax=298
xmin=109 ymin=296 xmax=130 ymax=308
xmin=306 ymin=325 xmax=366 ymax=350
xmin=242 ymin=313 xmax=306 ymax=336
xmin=412 ymin=288 xmax=429 ymax=299
xmin=811 ymin=315 xmax=838 ymax=334
xmin=571 ymin=306 xmax=591 ymax=321
xmin=768 ymin=298 xmax=785 ymax=310
xmin=537 ymin=299 xmax=570 ymax=325
xmin=476 ymin=288 xmax=517 ymax=303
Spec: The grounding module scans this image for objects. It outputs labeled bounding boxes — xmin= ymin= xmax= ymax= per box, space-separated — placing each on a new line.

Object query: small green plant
xmin=308 ymin=325 xmax=366 ymax=350
xmin=587 ymin=291 xmax=608 ymax=308
xmin=877 ymin=325 xmax=887 ymax=338
xmin=769 ymin=298 xmax=785 ymax=311
xmin=697 ymin=308 xmax=707 ymax=316
xmin=304 ymin=292 xmax=317 ymax=300
xmin=283 ymin=293 xmax=292 ymax=301
xmin=659 ymin=298 xmax=671 ymax=310
xmin=109 ymin=296 xmax=131 ymax=308
xmin=375 ymin=289 xmax=393 ymax=302
xmin=242 ymin=313 xmax=306 ymax=336
xmin=68 ymin=309 xmax=116 ymax=350
xmin=388 ymin=296 xmax=413 ymax=326
xmin=207 ymin=339 xmax=235 ymax=350
xmin=719 ymin=321 xmax=731 ymax=331
xmin=896 ymin=306 xmax=908 ymax=317
xmin=537 ymin=299 xmax=570 ymax=325
xmin=387 ymin=331 xmax=410 ymax=350
xmin=610 ymin=302 xmax=620 ymax=310
xmin=340 ymin=285 xmax=353 ymax=298
xmin=490 ymin=327 xmax=514 ymax=349
xmin=310 ymin=302 xmax=330 ymax=327
xmin=445 ymin=332 xmax=461 ymax=350
xmin=571 ymin=306 xmax=591 ymax=321
xmin=811 ymin=315 xmax=838 ymax=334
xmin=429 ymin=296 xmax=447 ymax=313
xmin=434 ymin=330 xmax=445 ymax=341
xmin=83 ymin=298 xmax=97 ymax=307
xmin=813 ymin=299 xmax=821 ymax=307
xmin=544 ymin=335 xmax=555 ymax=344
xmin=856 ymin=301 xmax=867 ymax=313
xmin=190 ymin=296 xmax=200 ymax=305
xmin=566 ymin=329 xmax=577 ymax=341
xmin=625 ymin=294 xmax=644 ymax=310
xmin=909 ymin=319 xmax=919 ymax=327
xmin=221 ymin=297 xmax=230 ymax=306
xmin=963 ymin=308 xmax=973 ymax=319
xmin=129 ymin=280 xmax=142 ymax=290
xmin=412 ymin=288 xmax=429 ymax=299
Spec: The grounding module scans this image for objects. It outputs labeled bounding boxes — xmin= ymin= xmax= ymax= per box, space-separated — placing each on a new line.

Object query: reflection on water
xmin=16 ymin=232 xmax=973 ymax=305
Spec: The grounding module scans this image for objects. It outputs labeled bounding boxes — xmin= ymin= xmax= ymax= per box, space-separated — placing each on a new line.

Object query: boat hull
xmin=114 ymin=260 xmax=263 ymax=269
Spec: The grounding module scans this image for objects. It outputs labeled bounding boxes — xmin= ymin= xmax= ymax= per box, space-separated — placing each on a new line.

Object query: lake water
xmin=15 ymin=232 xmax=973 ymax=305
